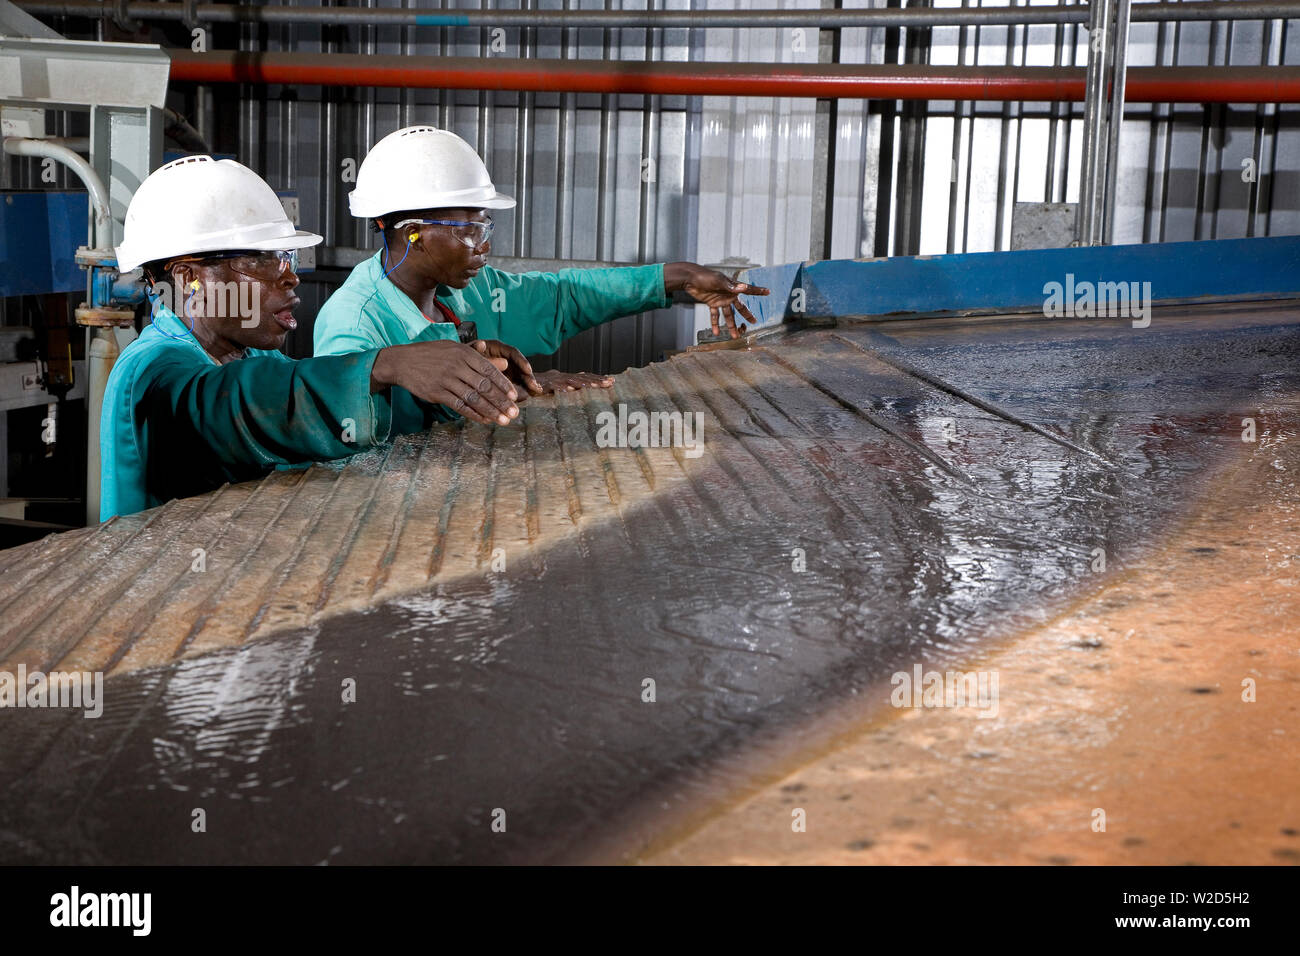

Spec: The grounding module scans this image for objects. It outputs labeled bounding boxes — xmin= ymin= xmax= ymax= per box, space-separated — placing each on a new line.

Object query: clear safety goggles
xmin=169 ymin=249 xmax=300 ymax=281
xmin=396 ymin=217 xmax=494 ymax=249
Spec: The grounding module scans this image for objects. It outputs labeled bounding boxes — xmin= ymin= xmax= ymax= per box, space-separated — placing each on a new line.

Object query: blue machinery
xmin=0 ymin=14 xmax=170 ymax=526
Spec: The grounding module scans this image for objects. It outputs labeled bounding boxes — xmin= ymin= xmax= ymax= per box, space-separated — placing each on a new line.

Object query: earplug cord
xmin=144 ymin=275 xmax=198 ymax=339
xmin=380 ymin=224 xmax=413 ymax=281
xmin=378 ymin=222 xmax=455 ymax=328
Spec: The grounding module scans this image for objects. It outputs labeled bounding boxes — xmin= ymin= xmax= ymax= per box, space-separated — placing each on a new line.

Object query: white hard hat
xmin=115 ymin=155 xmax=323 ymax=273
xmin=348 ymin=125 xmax=515 ymax=219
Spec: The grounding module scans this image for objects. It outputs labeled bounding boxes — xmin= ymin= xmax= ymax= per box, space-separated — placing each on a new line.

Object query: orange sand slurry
xmin=643 ymin=435 xmax=1300 ymax=866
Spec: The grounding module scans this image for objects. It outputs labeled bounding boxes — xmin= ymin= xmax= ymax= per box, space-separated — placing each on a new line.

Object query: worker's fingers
xmin=734 ymin=298 xmax=759 ymax=326
xmin=458 ymin=370 xmax=520 ymax=423
xmin=435 ymin=386 xmax=502 ymax=427
xmin=399 ymin=369 xmax=502 ymax=426
xmin=476 ymin=339 xmax=542 ymax=394
xmin=732 ymin=282 xmax=770 ymax=297
xmin=461 ymin=350 xmax=520 ymax=404
xmin=441 ymin=376 xmax=508 ymax=425
xmin=449 ymin=378 xmax=516 ymax=426
xmin=531 ymin=370 xmax=613 ymax=394
xmin=500 ymin=344 xmax=542 ymax=394
xmin=709 ymin=305 xmax=721 ymax=337
xmin=556 ymin=374 xmax=612 ymax=391
xmin=440 ymin=359 xmax=519 ymax=423
xmin=723 ymin=305 xmax=741 ymax=338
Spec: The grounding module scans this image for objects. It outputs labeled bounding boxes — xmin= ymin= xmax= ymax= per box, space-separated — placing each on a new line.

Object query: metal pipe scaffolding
xmin=165 ymin=53 xmax=1300 ymax=104
xmin=16 ymin=0 xmax=1300 ymax=29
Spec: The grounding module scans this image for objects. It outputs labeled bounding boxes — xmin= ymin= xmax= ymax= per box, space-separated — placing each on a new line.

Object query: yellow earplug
xmin=409 ymin=233 xmax=419 ymax=243
xmin=190 ymin=280 xmax=201 ymax=291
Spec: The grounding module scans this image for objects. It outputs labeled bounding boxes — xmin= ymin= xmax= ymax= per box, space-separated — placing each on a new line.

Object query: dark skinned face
xmin=388 ymin=207 xmax=491 ymax=290
xmin=166 ymin=258 xmax=302 ymax=361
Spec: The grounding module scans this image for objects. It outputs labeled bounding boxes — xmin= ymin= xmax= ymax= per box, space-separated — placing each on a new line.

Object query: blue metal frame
xmin=738 ymin=235 xmax=1300 ymax=324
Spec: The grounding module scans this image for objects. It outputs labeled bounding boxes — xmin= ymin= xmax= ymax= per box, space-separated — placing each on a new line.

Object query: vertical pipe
xmin=1210 ymin=19 xmax=1232 ymax=240
xmin=484 ymin=5 xmax=497 ymax=258
xmin=555 ymin=0 xmax=574 ymax=261
xmin=85 ymin=326 xmax=119 ymax=524
xmin=872 ymin=5 xmax=902 ymax=258
xmin=1245 ymin=14 xmax=1278 ymax=238
xmin=947 ymin=0 xmax=971 ymax=255
xmin=1001 ymin=0 xmax=1027 ymax=250
xmin=362 ymin=0 xmax=376 ymax=249
xmin=823 ymin=16 xmax=842 ymax=259
xmin=635 ymin=3 xmax=658 ymax=365
xmin=515 ymin=0 xmax=535 ymax=258
xmin=894 ymin=4 xmax=931 ymax=257
xmin=195 ymin=85 xmax=211 ymax=150
xmin=810 ymin=0 xmax=842 ymax=260
xmin=1155 ymin=12 xmax=1180 ymax=243
xmin=480 ymin=2 xmax=493 ymax=249
xmin=438 ymin=0 xmax=450 ymax=131
xmin=1192 ymin=17 xmax=1224 ymax=242
xmin=1077 ymin=0 xmax=1112 ymax=244
xmin=556 ymin=92 xmax=573 ymax=258
xmin=322 ymin=13 xmax=337 ymax=254
xmin=1057 ymin=8 xmax=1081 ymax=205
xmin=1044 ymin=1 xmax=1064 ymax=202
xmin=1102 ymin=0 xmax=1132 ymax=244
xmin=1142 ymin=7 xmax=1171 ymax=243
xmin=594 ymin=0 xmax=617 ymax=371
xmin=401 ymin=0 xmax=412 ymax=128
xmin=856 ymin=25 xmax=881 ymax=258
xmin=1261 ymin=17 xmax=1287 ymax=237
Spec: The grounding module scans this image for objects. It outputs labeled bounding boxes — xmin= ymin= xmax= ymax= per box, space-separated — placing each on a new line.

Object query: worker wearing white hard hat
xmin=102 ymin=155 xmax=542 ymax=520
xmin=314 ymin=126 xmax=769 ymax=435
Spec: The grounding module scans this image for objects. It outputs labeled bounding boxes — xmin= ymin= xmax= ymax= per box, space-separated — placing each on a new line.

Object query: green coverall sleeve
xmin=315 ymin=321 xmax=390 ymax=355
xmin=480 ymin=263 xmax=670 ymax=355
xmin=142 ymin=348 xmax=393 ymax=470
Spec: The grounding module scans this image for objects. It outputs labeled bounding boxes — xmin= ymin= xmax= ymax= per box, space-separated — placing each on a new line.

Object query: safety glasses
xmin=169 ymin=249 xmax=300 ymax=281
xmin=395 ymin=217 xmax=494 ymax=249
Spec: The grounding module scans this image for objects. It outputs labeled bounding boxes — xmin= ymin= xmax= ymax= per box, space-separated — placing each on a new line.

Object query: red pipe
xmin=168 ymin=51 xmax=1300 ymax=103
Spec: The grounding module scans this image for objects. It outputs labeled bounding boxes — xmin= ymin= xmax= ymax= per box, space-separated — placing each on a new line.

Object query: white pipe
xmin=3 ymin=136 xmax=112 ymax=249
xmin=3 ymin=137 xmax=119 ymax=525
xmin=45 ymin=136 xmax=91 ymax=153
xmin=85 ymin=327 xmax=121 ymax=525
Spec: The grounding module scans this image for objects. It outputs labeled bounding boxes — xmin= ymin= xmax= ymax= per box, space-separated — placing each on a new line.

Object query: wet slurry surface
xmin=648 ymin=421 xmax=1300 ymax=865
xmin=0 ymin=303 xmax=1296 ymax=863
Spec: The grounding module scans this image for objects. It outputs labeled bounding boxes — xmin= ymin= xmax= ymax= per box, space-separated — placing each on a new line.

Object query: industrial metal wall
xmin=227 ymin=0 xmax=705 ymax=369
xmin=911 ymin=0 xmax=1300 ymax=251
xmin=13 ymin=0 xmax=1300 ymax=368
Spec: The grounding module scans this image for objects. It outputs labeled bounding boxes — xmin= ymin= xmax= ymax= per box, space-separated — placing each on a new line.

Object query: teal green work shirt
xmin=100 ymin=305 xmax=393 ymax=521
xmin=313 ymin=251 xmax=671 ymax=434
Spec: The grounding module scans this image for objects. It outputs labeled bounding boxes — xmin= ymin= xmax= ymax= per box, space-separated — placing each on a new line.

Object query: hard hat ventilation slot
xmin=160 ymin=155 xmax=214 ymax=172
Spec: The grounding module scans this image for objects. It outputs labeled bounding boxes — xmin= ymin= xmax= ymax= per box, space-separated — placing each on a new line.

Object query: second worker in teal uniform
xmin=313 ymin=126 xmax=769 ymax=436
